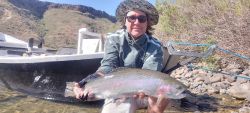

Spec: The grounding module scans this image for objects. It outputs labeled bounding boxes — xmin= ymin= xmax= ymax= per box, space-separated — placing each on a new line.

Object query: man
xmin=74 ymin=0 xmax=169 ymax=113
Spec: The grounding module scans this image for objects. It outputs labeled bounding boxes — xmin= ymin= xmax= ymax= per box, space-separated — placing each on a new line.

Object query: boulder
xmin=227 ymin=83 xmax=250 ymax=100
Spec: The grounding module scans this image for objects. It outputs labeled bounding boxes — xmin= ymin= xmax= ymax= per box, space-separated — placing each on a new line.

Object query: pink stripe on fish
xmin=156 ymin=85 xmax=170 ymax=96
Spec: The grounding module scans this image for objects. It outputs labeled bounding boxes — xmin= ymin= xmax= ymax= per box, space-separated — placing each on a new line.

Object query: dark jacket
xmin=97 ymin=29 xmax=163 ymax=74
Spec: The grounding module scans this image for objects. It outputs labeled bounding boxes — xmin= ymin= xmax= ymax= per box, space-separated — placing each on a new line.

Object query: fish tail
xmin=64 ymin=82 xmax=75 ymax=97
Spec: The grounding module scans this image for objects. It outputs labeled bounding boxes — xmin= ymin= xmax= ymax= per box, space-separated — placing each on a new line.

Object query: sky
xmin=39 ymin=0 xmax=156 ymax=16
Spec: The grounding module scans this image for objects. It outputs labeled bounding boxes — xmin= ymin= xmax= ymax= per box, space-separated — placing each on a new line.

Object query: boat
xmin=0 ymin=28 xmax=104 ymax=102
xmin=0 ymin=28 xmax=212 ymax=102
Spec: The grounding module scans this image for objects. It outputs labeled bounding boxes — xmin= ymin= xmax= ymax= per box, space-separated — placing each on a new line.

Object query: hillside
xmin=155 ymin=0 xmax=250 ymax=65
xmin=0 ymin=0 xmax=118 ymax=48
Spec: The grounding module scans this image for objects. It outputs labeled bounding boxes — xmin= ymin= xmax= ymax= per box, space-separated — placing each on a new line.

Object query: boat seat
xmin=161 ymin=46 xmax=180 ymax=74
xmin=28 ymin=38 xmax=44 ymax=49
xmin=0 ymin=33 xmax=6 ymax=41
xmin=56 ymin=47 xmax=77 ymax=55
xmin=77 ymin=28 xmax=105 ymax=55
xmin=0 ymin=50 xmax=8 ymax=56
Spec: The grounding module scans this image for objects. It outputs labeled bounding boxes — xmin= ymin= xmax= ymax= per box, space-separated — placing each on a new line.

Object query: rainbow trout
xmin=65 ymin=68 xmax=187 ymax=100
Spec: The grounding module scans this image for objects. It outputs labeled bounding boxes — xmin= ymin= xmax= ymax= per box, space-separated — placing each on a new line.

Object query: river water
xmin=0 ymin=86 xmax=103 ymax=113
xmin=0 ymin=85 xmax=247 ymax=113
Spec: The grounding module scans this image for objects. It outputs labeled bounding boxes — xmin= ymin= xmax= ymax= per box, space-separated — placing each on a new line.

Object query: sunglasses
xmin=126 ymin=15 xmax=147 ymax=23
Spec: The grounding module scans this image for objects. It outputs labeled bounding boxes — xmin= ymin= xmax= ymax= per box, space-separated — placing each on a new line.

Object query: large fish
xmin=65 ymin=68 xmax=187 ymax=100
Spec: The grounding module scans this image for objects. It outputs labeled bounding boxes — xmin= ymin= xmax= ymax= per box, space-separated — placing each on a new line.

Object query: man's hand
xmin=73 ymin=82 xmax=86 ymax=100
xmin=74 ymin=72 xmax=104 ymax=101
xmin=147 ymin=94 xmax=169 ymax=113
xmin=73 ymin=82 xmax=95 ymax=101
xmin=133 ymin=92 xmax=147 ymax=99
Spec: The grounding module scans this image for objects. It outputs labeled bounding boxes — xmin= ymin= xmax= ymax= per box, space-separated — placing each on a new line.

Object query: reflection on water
xmin=0 ymin=69 xmax=247 ymax=113
xmin=0 ymin=87 xmax=103 ymax=113
xmin=0 ymin=69 xmax=89 ymax=102
xmin=0 ymin=86 xmax=247 ymax=113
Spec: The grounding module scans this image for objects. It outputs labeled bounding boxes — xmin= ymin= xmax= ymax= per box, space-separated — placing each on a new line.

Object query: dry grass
xmin=42 ymin=8 xmax=118 ymax=48
xmin=155 ymin=0 xmax=250 ymax=66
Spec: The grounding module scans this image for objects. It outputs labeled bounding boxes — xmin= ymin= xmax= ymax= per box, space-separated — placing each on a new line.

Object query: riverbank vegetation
xmin=155 ymin=0 xmax=250 ymax=69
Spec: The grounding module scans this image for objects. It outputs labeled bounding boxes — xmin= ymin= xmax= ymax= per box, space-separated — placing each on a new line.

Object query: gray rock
xmin=236 ymin=76 xmax=248 ymax=84
xmin=204 ymin=78 xmax=211 ymax=84
xmin=238 ymin=106 xmax=250 ymax=113
xmin=230 ymin=112 xmax=238 ymax=113
xmin=194 ymin=76 xmax=205 ymax=82
xmin=182 ymin=81 xmax=191 ymax=88
xmin=184 ymin=72 xmax=193 ymax=78
xmin=225 ymin=64 xmax=241 ymax=70
xmin=230 ymin=82 xmax=241 ymax=86
xmin=194 ymin=111 xmax=201 ymax=113
xmin=207 ymin=86 xmax=219 ymax=94
xmin=229 ymin=68 xmax=243 ymax=74
xmin=175 ymin=68 xmax=185 ymax=75
xmin=212 ymin=82 xmax=230 ymax=89
xmin=224 ymin=75 xmax=236 ymax=83
xmin=191 ymin=81 xmax=203 ymax=89
xmin=242 ymin=70 xmax=250 ymax=76
xmin=210 ymin=73 xmax=223 ymax=83
xmin=220 ymin=89 xmax=227 ymax=94
xmin=173 ymin=73 xmax=183 ymax=79
xmin=197 ymin=70 xmax=208 ymax=75
xmin=197 ymin=84 xmax=207 ymax=93
xmin=207 ymin=72 xmax=213 ymax=77
xmin=191 ymin=69 xmax=200 ymax=75
xmin=227 ymin=83 xmax=250 ymax=99
xmin=246 ymin=95 xmax=250 ymax=101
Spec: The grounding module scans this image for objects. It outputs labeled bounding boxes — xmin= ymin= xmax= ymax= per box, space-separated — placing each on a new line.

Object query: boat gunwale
xmin=0 ymin=52 xmax=104 ymax=64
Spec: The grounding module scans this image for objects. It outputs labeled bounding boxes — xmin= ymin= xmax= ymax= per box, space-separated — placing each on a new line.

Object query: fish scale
xmin=65 ymin=68 xmax=187 ymax=101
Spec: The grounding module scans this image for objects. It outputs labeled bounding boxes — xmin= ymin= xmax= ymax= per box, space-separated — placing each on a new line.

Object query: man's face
xmin=125 ymin=10 xmax=148 ymax=39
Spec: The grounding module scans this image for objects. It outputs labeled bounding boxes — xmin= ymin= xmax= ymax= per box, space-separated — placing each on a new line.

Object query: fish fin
xmin=64 ymin=82 xmax=75 ymax=97
xmin=156 ymin=94 xmax=165 ymax=106
xmin=114 ymin=97 xmax=127 ymax=106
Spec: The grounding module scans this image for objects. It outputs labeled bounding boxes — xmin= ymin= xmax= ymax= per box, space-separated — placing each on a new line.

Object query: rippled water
xmin=0 ymin=66 xmax=247 ymax=113
xmin=0 ymin=78 xmax=248 ymax=113
xmin=0 ymin=86 xmax=104 ymax=113
xmin=0 ymin=85 xmax=247 ymax=113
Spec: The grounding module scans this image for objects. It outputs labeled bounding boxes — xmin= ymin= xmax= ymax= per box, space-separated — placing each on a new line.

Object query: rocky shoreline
xmin=169 ymin=63 xmax=250 ymax=113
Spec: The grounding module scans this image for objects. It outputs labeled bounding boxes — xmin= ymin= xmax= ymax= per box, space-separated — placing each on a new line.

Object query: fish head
xmin=157 ymin=83 xmax=187 ymax=99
